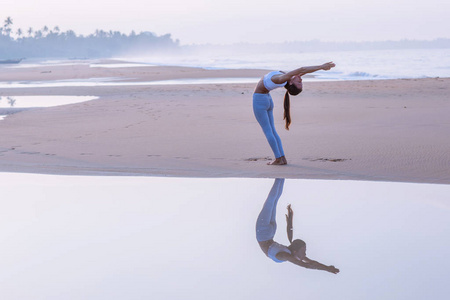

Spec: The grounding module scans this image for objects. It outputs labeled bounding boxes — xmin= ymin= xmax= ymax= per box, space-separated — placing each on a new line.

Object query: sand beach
xmin=0 ymin=61 xmax=449 ymax=184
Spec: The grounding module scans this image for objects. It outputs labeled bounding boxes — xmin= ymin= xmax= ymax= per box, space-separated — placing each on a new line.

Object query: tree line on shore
xmin=0 ymin=17 xmax=180 ymax=59
xmin=2 ymin=16 xmax=449 ymax=61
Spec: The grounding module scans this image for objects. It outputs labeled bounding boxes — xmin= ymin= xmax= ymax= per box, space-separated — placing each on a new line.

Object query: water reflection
xmin=1 ymin=174 xmax=449 ymax=299
xmin=0 ymin=95 xmax=98 ymax=121
xmin=256 ymin=178 xmax=339 ymax=274
xmin=0 ymin=95 xmax=97 ymax=109
xmin=0 ymin=96 xmax=17 ymax=107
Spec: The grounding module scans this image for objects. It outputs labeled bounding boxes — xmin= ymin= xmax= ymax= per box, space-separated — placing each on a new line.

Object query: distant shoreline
xmin=2 ymin=56 xmax=449 ymax=83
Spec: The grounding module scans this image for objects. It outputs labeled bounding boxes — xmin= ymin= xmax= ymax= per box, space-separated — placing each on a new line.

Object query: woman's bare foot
xmin=267 ymin=156 xmax=287 ymax=165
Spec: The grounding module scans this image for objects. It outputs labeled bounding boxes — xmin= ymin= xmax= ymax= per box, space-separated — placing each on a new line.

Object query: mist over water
xmin=2 ymin=42 xmax=449 ymax=84
xmin=120 ymin=47 xmax=450 ymax=81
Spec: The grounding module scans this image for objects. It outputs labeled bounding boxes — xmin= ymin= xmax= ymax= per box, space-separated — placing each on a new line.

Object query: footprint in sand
xmin=245 ymin=157 xmax=272 ymax=162
xmin=20 ymin=151 xmax=40 ymax=155
xmin=306 ymin=158 xmax=351 ymax=162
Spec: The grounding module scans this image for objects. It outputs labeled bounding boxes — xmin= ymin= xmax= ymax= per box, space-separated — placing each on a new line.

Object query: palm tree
xmin=7 ymin=97 xmax=16 ymax=107
xmin=4 ymin=17 xmax=13 ymax=28
xmin=34 ymin=30 xmax=43 ymax=39
xmin=42 ymin=26 xmax=49 ymax=37
xmin=16 ymin=28 xmax=23 ymax=38
xmin=3 ymin=16 xmax=13 ymax=36
xmin=95 ymin=29 xmax=107 ymax=38
xmin=27 ymin=27 xmax=33 ymax=37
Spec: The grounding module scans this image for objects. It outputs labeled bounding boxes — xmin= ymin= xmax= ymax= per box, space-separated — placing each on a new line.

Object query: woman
xmin=253 ymin=62 xmax=336 ymax=165
xmin=255 ymin=178 xmax=339 ymax=274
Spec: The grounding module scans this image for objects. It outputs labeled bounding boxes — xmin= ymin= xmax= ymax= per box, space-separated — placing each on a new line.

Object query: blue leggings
xmin=256 ymin=178 xmax=285 ymax=242
xmin=253 ymin=93 xmax=285 ymax=158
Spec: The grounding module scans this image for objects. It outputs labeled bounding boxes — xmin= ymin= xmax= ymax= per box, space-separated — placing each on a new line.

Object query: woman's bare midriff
xmin=254 ymin=78 xmax=269 ymax=94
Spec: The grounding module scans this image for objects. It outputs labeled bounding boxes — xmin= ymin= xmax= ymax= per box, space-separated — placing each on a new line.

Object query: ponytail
xmin=283 ymin=82 xmax=301 ymax=130
xmin=283 ymin=91 xmax=291 ymax=130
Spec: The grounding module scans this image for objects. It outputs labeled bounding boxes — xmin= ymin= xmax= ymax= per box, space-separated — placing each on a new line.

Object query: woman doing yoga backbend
xmin=256 ymin=178 xmax=339 ymax=273
xmin=253 ymin=62 xmax=336 ymax=165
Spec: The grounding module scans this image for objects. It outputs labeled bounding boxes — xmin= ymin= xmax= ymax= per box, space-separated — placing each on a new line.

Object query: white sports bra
xmin=263 ymin=71 xmax=287 ymax=91
xmin=267 ymin=241 xmax=291 ymax=263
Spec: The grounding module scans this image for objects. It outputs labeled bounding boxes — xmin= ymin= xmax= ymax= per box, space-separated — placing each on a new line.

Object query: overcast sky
xmin=3 ymin=0 xmax=449 ymax=44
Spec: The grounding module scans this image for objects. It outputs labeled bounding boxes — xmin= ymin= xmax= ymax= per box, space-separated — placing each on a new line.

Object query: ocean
xmin=122 ymin=47 xmax=450 ymax=81
xmin=2 ymin=48 xmax=449 ymax=88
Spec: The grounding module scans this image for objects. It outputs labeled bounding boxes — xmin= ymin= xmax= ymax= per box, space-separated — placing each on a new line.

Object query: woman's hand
xmin=285 ymin=204 xmax=294 ymax=243
xmin=321 ymin=62 xmax=336 ymax=71
xmin=286 ymin=204 xmax=293 ymax=223
xmin=327 ymin=265 xmax=340 ymax=274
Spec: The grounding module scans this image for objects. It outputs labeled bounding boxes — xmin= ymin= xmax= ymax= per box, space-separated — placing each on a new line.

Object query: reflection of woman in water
xmin=253 ymin=62 xmax=336 ymax=165
xmin=256 ymin=178 xmax=339 ymax=274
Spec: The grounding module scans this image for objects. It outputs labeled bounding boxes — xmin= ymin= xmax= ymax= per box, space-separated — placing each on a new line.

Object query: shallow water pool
xmin=0 ymin=77 xmax=260 ymax=88
xmin=0 ymin=174 xmax=449 ymax=300
xmin=0 ymin=95 xmax=98 ymax=108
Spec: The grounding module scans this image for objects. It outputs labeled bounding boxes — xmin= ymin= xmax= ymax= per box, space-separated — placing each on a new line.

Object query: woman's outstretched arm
xmin=302 ymin=257 xmax=340 ymax=274
xmin=271 ymin=62 xmax=336 ymax=84
xmin=276 ymin=252 xmax=340 ymax=274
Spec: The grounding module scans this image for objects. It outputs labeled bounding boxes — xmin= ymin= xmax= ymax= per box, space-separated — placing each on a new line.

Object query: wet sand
xmin=0 ymin=61 xmax=449 ymax=184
